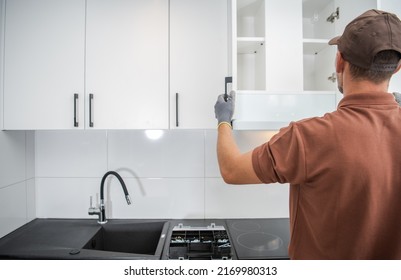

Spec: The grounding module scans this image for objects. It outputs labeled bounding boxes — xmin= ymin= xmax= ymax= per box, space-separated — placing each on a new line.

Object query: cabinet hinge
xmin=327 ymin=7 xmax=340 ymax=23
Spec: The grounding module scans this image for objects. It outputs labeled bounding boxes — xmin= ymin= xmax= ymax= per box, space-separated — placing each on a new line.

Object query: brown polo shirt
xmin=252 ymin=92 xmax=401 ymax=259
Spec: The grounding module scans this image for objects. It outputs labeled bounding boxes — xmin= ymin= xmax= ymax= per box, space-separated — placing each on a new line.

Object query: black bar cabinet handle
xmin=224 ymin=76 xmax=232 ymax=101
xmin=175 ymin=93 xmax=179 ymax=127
xmin=74 ymin=93 xmax=79 ymax=127
xmin=89 ymin=93 xmax=94 ymax=127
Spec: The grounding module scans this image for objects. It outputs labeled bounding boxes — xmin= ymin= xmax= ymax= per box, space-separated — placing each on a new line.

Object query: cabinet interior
xmin=236 ymin=0 xmax=266 ymax=91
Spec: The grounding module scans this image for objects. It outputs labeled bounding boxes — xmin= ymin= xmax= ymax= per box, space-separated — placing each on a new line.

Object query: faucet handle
xmin=88 ymin=196 xmax=99 ymax=215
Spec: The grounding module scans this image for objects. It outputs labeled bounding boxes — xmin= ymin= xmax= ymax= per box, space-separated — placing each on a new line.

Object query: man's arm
xmin=217 ymin=123 xmax=262 ymax=184
xmin=214 ymin=93 xmax=262 ymax=184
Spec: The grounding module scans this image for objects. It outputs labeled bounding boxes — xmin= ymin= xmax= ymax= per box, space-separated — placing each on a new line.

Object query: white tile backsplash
xmin=108 ymin=130 xmax=204 ymax=178
xmin=0 ymin=131 xmax=26 ymax=187
xmin=36 ymin=178 xmax=99 ymax=218
xmin=35 ymin=130 xmax=107 ymax=177
xmin=105 ymin=178 xmax=204 ymax=219
xmin=205 ymin=130 xmax=278 ymax=177
xmin=205 ymin=178 xmax=289 ymax=218
xmin=34 ymin=129 xmax=289 ymax=220
xmin=0 ymin=130 xmax=36 ymax=238
xmin=26 ymin=131 xmax=35 ymax=179
xmin=0 ymin=130 xmax=35 ymax=238
xmin=36 ymin=177 xmax=204 ymax=219
xmin=26 ymin=178 xmax=36 ymax=221
xmin=0 ymin=182 xmax=27 ymax=237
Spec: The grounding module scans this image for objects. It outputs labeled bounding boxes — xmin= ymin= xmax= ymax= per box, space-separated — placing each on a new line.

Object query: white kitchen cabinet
xmin=232 ymin=0 xmax=307 ymax=130
xmin=86 ymin=0 xmax=169 ymax=129
xmin=3 ymin=0 xmax=168 ymax=130
xmin=302 ymin=0 xmax=378 ymax=93
xmin=231 ymin=0 xmax=303 ymax=92
xmin=170 ymin=0 xmax=228 ymax=129
xmin=3 ymin=0 xmax=85 ymax=130
xmin=234 ymin=92 xmax=336 ymax=130
xmin=232 ymin=0 xmax=399 ymax=130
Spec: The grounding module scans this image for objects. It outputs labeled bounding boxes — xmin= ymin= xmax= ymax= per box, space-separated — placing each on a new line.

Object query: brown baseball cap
xmin=329 ymin=9 xmax=401 ymax=71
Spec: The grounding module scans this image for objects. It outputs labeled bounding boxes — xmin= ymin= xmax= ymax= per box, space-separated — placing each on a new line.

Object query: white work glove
xmin=214 ymin=91 xmax=235 ymax=127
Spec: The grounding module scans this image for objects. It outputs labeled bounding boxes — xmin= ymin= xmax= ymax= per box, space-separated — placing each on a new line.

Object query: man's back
xmin=261 ymin=92 xmax=401 ymax=259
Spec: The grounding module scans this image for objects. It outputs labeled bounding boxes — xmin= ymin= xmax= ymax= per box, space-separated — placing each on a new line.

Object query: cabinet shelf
xmin=237 ymin=39 xmax=264 ymax=54
xmin=303 ymin=39 xmax=330 ymax=55
xmin=237 ymin=36 xmax=264 ymax=42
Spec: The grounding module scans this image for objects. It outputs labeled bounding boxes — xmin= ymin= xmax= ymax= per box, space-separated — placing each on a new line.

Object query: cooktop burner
xmin=237 ymin=232 xmax=283 ymax=251
xmin=227 ymin=218 xmax=290 ymax=259
xmin=231 ymin=220 xmax=261 ymax=232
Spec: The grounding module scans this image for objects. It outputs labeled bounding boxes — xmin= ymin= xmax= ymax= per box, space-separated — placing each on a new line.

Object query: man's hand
xmin=214 ymin=91 xmax=235 ymax=125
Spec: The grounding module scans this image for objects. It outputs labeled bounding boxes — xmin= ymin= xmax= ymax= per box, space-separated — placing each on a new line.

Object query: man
xmin=215 ymin=10 xmax=401 ymax=259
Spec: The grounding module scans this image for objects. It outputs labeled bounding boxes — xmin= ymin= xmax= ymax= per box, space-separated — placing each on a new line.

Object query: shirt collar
xmin=338 ymin=92 xmax=398 ymax=108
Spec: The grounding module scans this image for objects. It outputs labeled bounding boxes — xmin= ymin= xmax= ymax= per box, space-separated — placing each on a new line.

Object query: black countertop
xmin=0 ymin=218 xmax=290 ymax=260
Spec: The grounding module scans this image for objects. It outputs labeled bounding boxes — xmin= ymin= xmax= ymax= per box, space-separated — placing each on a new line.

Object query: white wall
xmin=35 ymin=130 xmax=289 ymax=219
xmin=0 ymin=131 xmax=36 ymax=238
xmin=0 ymin=0 xmax=36 ymax=238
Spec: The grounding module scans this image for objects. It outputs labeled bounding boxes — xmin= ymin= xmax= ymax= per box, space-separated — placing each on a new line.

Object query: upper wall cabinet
xmin=3 ymin=0 xmax=168 ymax=130
xmin=170 ymin=0 xmax=228 ymax=129
xmin=86 ymin=0 xmax=169 ymax=129
xmin=232 ymin=0 xmax=303 ymax=93
xmin=232 ymin=0 xmax=400 ymax=130
xmin=302 ymin=0 xmax=377 ymax=92
xmin=3 ymin=0 xmax=85 ymax=130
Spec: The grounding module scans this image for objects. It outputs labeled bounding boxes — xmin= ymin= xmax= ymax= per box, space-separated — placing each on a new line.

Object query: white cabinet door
xmin=86 ymin=0 xmax=169 ymax=129
xmin=3 ymin=0 xmax=85 ymax=129
xmin=170 ymin=0 xmax=228 ymax=129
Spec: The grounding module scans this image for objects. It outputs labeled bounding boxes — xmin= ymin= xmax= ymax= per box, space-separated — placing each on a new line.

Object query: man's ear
xmin=393 ymin=59 xmax=401 ymax=74
xmin=335 ymin=51 xmax=345 ymax=73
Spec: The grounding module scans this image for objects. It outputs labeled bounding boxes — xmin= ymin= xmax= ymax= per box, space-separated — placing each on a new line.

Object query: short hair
xmin=348 ymin=50 xmax=401 ymax=84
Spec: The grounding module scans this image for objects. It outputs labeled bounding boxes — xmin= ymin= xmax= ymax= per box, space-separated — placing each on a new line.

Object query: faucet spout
xmin=89 ymin=171 xmax=131 ymax=224
xmin=100 ymin=171 xmax=131 ymax=205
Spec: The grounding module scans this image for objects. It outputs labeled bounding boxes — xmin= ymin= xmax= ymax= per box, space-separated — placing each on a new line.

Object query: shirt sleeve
xmin=252 ymin=122 xmax=307 ymax=184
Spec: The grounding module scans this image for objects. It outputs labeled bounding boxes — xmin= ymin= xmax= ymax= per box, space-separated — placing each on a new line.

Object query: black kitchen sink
xmin=83 ymin=221 xmax=169 ymax=256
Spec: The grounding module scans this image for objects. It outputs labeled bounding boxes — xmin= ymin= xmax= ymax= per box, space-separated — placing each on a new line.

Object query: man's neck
xmin=342 ymin=65 xmax=389 ymax=96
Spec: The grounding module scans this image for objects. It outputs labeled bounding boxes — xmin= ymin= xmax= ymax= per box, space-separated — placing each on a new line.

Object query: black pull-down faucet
xmin=88 ymin=171 xmax=131 ymax=224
